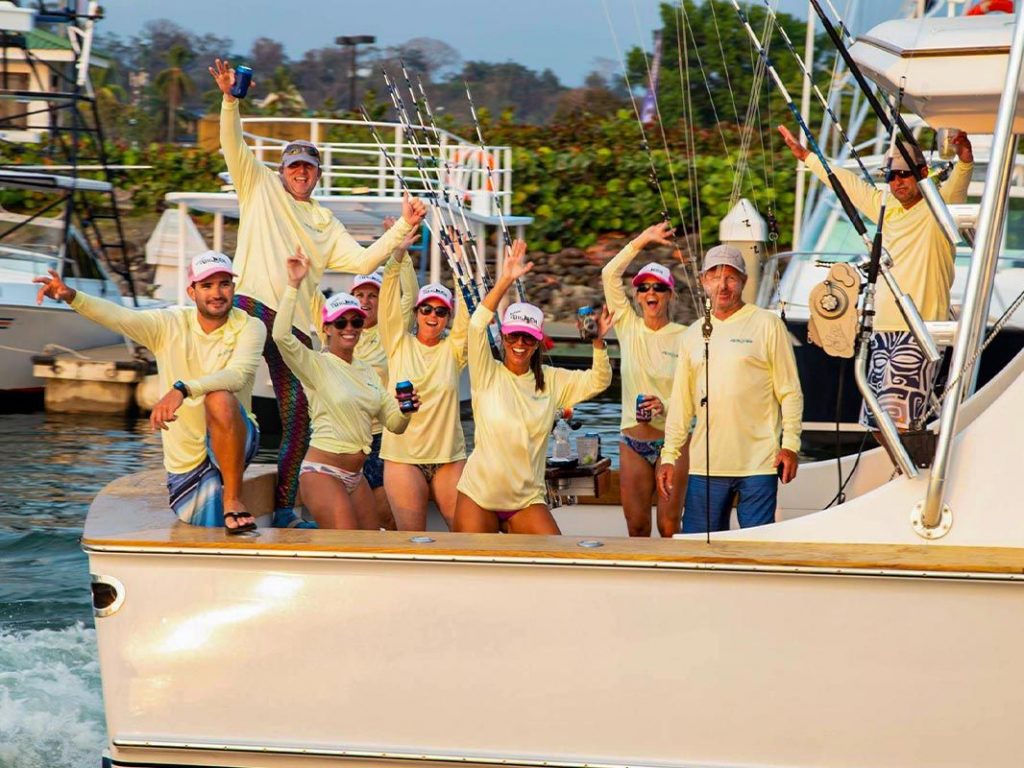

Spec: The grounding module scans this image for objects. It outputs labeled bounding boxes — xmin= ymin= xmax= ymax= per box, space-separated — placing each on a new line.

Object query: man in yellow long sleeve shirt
xmin=34 ymin=252 xmax=266 ymax=534
xmin=779 ymin=125 xmax=974 ymax=430
xmin=208 ymin=59 xmax=426 ymax=528
xmin=656 ymin=246 xmax=803 ymax=533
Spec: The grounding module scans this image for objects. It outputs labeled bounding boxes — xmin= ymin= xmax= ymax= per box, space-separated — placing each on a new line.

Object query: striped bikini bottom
xmin=300 ymin=460 xmax=364 ymax=494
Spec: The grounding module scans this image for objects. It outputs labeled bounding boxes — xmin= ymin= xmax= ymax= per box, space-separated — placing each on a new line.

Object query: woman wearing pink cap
xmin=455 ymin=240 xmax=613 ymax=534
xmin=601 ymin=221 xmax=689 ymax=538
xmin=377 ymin=247 xmax=469 ymax=531
xmin=273 ymin=249 xmax=417 ymax=529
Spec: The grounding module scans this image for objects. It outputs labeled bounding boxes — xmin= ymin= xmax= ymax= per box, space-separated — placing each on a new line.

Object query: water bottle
xmin=577 ymin=306 xmax=598 ymax=341
xmin=396 ymin=380 xmax=417 ymax=413
xmin=552 ymin=418 xmax=572 ymax=460
xmin=231 ymin=65 xmax=254 ymax=99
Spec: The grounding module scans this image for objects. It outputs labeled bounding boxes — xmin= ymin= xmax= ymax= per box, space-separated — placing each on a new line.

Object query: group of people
xmin=31 ymin=59 xmax=974 ymax=538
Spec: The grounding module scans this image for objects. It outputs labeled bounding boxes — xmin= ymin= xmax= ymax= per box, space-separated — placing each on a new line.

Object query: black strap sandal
xmin=224 ymin=511 xmax=257 ymax=535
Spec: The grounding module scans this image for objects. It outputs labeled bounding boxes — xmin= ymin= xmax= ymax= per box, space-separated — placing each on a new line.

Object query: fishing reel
xmin=808 ymin=262 xmax=861 ymax=358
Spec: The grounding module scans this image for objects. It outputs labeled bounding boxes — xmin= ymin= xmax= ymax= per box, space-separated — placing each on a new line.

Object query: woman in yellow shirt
xmin=274 ymin=249 xmax=416 ymax=529
xmin=601 ymin=221 xmax=689 ymax=537
xmin=378 ymin=247 xmax=469 ymax=531
xmin=455 ymin=241 xmax=613 ymax=535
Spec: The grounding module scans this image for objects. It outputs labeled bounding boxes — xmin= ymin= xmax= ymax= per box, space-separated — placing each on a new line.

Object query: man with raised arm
xmin=779 ymin=124 xmax=974 ymax=432
xmin=208 ymin=58 xmax=427 ymax=528
xmin=656 ymin=246 xmax=803 ymax=533
xmin=34 ymin=252 xmax=266 ymax=534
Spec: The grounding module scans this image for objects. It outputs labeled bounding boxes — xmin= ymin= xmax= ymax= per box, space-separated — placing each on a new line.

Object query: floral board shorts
xmin=859 ymin=331 xmax=939 ymax=430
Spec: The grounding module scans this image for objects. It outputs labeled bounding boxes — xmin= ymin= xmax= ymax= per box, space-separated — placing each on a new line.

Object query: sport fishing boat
xmin=85 ymin=9 xmax=1024 ymax=768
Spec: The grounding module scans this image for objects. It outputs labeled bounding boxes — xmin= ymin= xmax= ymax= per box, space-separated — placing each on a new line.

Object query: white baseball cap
xmin=631 ymin=262 xmax=675 ymax=289
xmin=188 ymin=250 xmax=236 ymax=284
xmin=322 ymin=292 xmax=367 ymax=324
xmin=502 ymin=302 xmax=545 ymax=340
xmin=351 ymin=269 xmax=383 ymax=292
xmin=415 ymin=283 xmax=453 ymax=310
xmin=701 ymin=244 xmax=747 ymax=276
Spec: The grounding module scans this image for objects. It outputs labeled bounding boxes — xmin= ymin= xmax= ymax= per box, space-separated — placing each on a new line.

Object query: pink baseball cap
xmin=415 ymin=283 xmax=453 ymax=310
xmin=631 ymin=262 xmax=675 ymax=289
xmin=322 ymin=292 xmax=367 ymax=324
xmin=188 ymin=251 xmax=236 ymax=284
xmin=351 ymin=269 xmax=383 ymax=292
xmin=501 ymin=302 xmax=545 ymax=340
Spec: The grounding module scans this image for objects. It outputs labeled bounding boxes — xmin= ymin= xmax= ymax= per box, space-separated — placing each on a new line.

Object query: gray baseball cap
xmin=281 ymin=140 xmax=322 ymax=169
xmin=701 ymin=244 xmax=746 ymax=276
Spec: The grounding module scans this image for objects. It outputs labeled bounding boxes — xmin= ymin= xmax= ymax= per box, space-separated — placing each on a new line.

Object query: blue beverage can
xmin=396 ymin=380 xmax=417 ymax=413
xmin=577 ymin=306 xmax=598 ymax=341
xmin=635 ymin=393 xmax=651 ymax=422
xmin=231 ymin=65 xmax=254 ymax=99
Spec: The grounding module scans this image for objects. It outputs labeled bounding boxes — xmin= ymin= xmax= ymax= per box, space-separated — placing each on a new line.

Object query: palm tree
xmin=255 ymin=65 xmax=306 ymax=116
xmin=154 ymin=45 xmax=195 ymax=142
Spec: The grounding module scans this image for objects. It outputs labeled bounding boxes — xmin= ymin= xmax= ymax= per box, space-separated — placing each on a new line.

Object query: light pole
xmin=335 ymin=35 xmax=376 ymax=112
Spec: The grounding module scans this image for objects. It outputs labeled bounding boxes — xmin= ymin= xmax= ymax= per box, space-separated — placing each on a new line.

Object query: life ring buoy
xmin=966 ymin=0 xmax=1013 ymax=16
xmin=451 ymin=147 xmax=497 ymax=192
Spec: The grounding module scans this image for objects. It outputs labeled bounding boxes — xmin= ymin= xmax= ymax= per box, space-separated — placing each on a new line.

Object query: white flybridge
xmin=86 ymin=10 xmax=1024 ymax=768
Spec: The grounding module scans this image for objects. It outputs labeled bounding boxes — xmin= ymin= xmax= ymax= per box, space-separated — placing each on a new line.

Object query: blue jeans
xmin=682 ymin=474 xmax=778 ymax=534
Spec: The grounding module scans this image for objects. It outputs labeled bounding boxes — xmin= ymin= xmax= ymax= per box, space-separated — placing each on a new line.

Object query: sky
xmin=89 ymin=0 xmax=884 ymax=87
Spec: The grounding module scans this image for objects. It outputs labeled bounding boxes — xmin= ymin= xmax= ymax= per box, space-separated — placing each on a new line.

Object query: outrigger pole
xmin=806 ymin=0 xmax=963 ymax=247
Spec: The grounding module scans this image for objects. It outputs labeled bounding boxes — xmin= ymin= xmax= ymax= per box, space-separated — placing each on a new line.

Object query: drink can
xmin=577 ymin=306 xmax=598 ymax=341
xmin=396 ymin=380 xmax=417 ymax=413
xmin=635 ymin=394 xmax=651 ymax=422
xmin=231 ymin=65 xmax=254 ymax=99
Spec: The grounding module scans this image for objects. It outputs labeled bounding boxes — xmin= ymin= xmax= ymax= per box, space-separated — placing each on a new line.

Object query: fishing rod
xmin=730 ymin=0 xmax=939 ymax=364
xmin=753 ymin=0 xmax=873 ymax=183
xmin=806 ymin=0 xmax=963 ymax=246
xmin=463 ymin=81 xmax=527 ymax=303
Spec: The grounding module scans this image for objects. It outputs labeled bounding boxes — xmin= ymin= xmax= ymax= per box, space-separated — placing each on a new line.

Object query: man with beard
xmin=656 ymin=246 xmax=803 ymax=533
xmin=34 ymin=251 xmax=266 ymax=535
xmin=209 ymin=58 xmax=427 ymax=528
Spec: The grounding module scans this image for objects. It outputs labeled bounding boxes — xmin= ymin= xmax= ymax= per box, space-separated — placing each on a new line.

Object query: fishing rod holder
xmin=918 ymin=176 xmax=966 ymax=248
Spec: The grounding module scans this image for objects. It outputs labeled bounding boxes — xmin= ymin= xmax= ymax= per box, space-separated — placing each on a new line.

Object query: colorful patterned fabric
xmin=166 ymin=405 xmax=260 ymax=526
xmin=234 ymin=294 xmax=312 ymax=513
xmin=859 ymin=331 xmax=940 ymax=430
xmin=620 ymin=434 xmax=665 ymax=467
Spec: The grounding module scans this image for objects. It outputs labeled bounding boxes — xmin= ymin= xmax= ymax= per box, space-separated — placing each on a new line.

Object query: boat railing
xmin=239 ymin=116 xmax=513 ymax=217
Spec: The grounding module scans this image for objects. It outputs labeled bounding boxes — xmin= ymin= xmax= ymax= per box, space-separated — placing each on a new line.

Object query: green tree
xmin=154 ymin=44 xmax=196 ymax=142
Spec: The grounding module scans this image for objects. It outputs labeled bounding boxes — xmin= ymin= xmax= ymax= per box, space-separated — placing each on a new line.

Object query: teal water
xmin=0 ymin=401 xmax=624 ymax=768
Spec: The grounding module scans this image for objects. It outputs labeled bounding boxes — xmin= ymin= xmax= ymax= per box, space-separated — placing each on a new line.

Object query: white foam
xmin=0 ymin=623 xmax=106 ymax=768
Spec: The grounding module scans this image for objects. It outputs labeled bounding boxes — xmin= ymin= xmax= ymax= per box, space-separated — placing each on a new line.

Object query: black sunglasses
xmin=332 ymin=316 xmax=365 ymax=330
xmin=503 ymin=331 xmax=539 ymax=346
xmin=636 ymin=282 xmax=670 ymax=294
xmin=417 ymin=304 xmax=450 ymax=318
xmin=888 ymin=169 xmax=917 ymax=180
xmin=283 ymin=144 xmax=320 ymax=159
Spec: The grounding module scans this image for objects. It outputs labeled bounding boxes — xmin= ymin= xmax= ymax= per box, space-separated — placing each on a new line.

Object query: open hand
xmin=635 ymin=221 xmax=675 ymax=249
xmin=777 ymin=124 xmax=809 ymax=162
xmin=503 ymin=239 xmax=533 ymax=283
xmin=286 ymin=246 xmax=310 ymax=287
xmin=33 ymin=268 xmax=76 ymax=305
xmin=208 ymin=58 xmax=240 ymax=100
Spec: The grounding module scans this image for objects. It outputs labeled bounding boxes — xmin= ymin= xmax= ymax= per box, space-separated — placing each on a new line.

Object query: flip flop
xmin=224 ymin=511 xmax=257 ymax=535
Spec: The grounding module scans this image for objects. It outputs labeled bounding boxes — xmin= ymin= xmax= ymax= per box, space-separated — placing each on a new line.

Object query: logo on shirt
xmin=662 ymin=350 xmax=679 ymax=358
xmin=730 ymin=337 xmax=753 ymax=344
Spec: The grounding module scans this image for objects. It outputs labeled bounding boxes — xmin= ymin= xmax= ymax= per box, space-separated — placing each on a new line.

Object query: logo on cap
xmin=631 ymin=262 xmax=675 ymax=288
xmin=351 ymin=270 xmax=384 ymax=291
xmin=322 ymin=291 xmax=368 ymax=324
xmin=188 ymin=250 xmax=236 ymax=284
xmin=502 ymin=302 xmax=545 ymax=340
xmin=415 ymin=283 xmax=453 ymax=310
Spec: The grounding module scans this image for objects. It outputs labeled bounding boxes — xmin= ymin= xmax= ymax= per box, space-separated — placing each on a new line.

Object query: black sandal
xmin=224 ymin=511 xmax=257 ymax=535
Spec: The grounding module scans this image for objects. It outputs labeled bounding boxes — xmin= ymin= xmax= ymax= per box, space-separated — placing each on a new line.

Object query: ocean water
xmin=0 ymin=400 xmax=624 ymax=768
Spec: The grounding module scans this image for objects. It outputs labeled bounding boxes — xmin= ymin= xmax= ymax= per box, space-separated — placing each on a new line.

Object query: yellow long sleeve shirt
xmin=458 ymin=305 xmax=612 ymax=511
xmin=601 ymin=240 xmax=687 ymax=431
xmin=353 ymin=255 xmax=418 ymax=436
xmin=221 ymin=97 xmax=414 ymax=334
xmin=70 ymin=291 xmax=265 ymax=474
xmin=805 ymin=155 xmax=972 ymax=332
xmin=661 ymin=303 xmax=803 ymax=476
xmin=378 ymin=259 xmax=468 ymax=464
xmin=273 ymin=285 xmax=409 ymax=455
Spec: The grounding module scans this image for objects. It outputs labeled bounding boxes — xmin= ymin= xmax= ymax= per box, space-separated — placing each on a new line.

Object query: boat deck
xmin=83 ymin=465 xmax=1024 ymax=577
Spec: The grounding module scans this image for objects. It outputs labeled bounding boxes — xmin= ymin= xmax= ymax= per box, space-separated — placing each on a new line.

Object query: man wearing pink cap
xmin=657 ymin=245 xmax=803 ymax=533
xmin=602 ymin=221 xmax=688 ymax=538
xmin=209 ymin=58 xmax=427 ymax=528
xmin=34 ymin=252 xmax=266 ymax=534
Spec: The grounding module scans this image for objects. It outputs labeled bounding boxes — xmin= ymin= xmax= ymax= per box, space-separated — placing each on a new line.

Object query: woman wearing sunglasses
xmin=455 ymin=240 xmax=613 ymax=535
xmin=377 ymin=248 xmax=470 ymax=531
xmin=601 ymin=221 xmax=689 ymax=538
xmin=273 ymin=248 xmax=417 ymax=529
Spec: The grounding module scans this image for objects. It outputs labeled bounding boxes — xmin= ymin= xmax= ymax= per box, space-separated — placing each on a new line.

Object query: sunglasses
xmin=888 ymin=169 xmax=917 ymax=180
xmin=283 ymin=144 xmax=320 ymax=159
xmin=417 ymin=304 xmax=450 ymax=318
xmin=503 ymin=331 xmax=539 ymax=346
xmin=636 ymin=282 xmax=670 ymax=294
xmin=331 ymin=316 xmax=365 ymax=330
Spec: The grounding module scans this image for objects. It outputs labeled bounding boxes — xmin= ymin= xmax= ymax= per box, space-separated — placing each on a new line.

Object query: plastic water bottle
xmin=552 ymin=418 xmax=572 ymax=460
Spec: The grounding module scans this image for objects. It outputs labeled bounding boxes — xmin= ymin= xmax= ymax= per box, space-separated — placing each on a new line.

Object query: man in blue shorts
xmin=34 ymin=251 xmax=266 ymax=534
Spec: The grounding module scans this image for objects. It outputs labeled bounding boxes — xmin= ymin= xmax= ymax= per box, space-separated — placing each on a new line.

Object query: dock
xmin=31 ymin=344 xmax=155 ymax=414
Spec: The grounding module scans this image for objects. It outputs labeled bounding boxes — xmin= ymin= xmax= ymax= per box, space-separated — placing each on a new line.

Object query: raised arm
xmin=327 ymin=192 xmax=427 ymax=275
xmin=941 ymin=133 xmax=974 ymax=204
xmin=602 ymin=221 xmax=674 ymax=323
xmin=210 ymin=59 xmax=263 ymax=199
xmin=379 ymin=251 xmax=417 ymax=357
xmin=272 ymin=248 xmax=327 ymax=391
xmin=551 ymin=307 xmax=613 ymax=409
xmin=35 ymin=268 xmax=165 ymax=350
xmin=450 ymin=290 xmax=471 ymax=369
